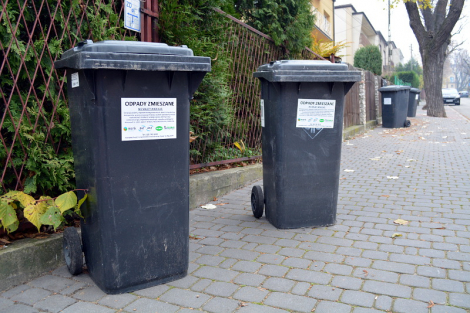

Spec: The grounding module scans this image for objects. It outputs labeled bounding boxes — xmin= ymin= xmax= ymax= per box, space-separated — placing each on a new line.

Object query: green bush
xmin=158 ymin=0 xmax=233 ymax=163
xmin=397 ymin=71 xmax=420 ymax=88
xmin=354 ymin=45 xmax=382 ymax=75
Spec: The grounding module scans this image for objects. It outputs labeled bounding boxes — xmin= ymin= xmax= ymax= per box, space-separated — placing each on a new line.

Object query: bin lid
xmin=253 ymin=60 xmax=361 ymax=83
xmin=378 ymin=85 xmax=411 ymax=92
xmin=54 ymin=40 xmax=211 ymax=72
xmin=410 ymin=88 xmax=420 ymax=93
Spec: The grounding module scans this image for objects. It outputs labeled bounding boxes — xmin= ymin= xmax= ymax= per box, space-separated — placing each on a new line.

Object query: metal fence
xmin=0 ymin=2 xmax=381 ymax=193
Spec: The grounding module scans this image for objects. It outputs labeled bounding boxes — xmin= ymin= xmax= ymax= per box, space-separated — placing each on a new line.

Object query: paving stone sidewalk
xmin=1 ymin=106 xmax=470 ymax=313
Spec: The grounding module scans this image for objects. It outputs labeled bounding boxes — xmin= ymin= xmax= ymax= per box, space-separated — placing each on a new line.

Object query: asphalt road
xmin=451 ymin=97 xmax=470 ymax=120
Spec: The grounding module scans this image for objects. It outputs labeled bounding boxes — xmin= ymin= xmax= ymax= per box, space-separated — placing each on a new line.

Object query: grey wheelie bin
xmin=55 ymin=40 xmax=210 ymax=294
xmin=379 ymin=85 xmax=411 ymax=128
xmin=407 ymin=88 xmax=420 ymax=117
xmin=250 ymin=60 xmax=361 ymax=229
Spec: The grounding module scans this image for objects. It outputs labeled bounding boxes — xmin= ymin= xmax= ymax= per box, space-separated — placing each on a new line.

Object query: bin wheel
xmin=404 ymin=120 xmax=411 ymax=128
xmin=251 ymin=185 xmax=264 ymax=219
xmin=63 ymin=227 xmax=83 ymax=275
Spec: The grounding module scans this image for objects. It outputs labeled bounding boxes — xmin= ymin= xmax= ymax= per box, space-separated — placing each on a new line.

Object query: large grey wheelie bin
xmin=407 ymin=88 xmax=420 ymax=117
xmin=379 ymin=85 xmax=411 ymax=128
xmin=250 ymin=60 xmax=361 ymax=229
xmin=55 ymin=40 xmax=210 ymax=294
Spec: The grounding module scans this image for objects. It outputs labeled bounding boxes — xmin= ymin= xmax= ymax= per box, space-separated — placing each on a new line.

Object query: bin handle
xmin=77 ymin=40 xmax=93 ymax=47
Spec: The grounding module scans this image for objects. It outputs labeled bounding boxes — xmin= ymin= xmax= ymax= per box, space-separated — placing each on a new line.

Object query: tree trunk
xmin=421 ymin=44 xmax=447 ymax=117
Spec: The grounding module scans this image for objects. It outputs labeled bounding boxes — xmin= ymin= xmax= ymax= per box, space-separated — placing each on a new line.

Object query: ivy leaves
xmin=0 ymin=191 xmax=86 ymax=233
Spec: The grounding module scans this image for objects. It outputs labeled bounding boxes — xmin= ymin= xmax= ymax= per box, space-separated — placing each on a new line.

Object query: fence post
xmin=141 ymin=0 xmax=160 ymax=42
xmin=359 ymin=70 xmax=367 ymax=129
xmin=375 ymin=76 xmax=381 ymax=125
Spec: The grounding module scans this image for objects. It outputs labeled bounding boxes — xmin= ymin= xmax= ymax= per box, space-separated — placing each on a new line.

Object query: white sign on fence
xmin=124 ymin=0 xmax=141 ymax=32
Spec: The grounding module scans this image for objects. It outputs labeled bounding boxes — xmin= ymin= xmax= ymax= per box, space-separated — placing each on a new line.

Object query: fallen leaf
xmin=381 ymin=195 xmax=390 ymax=198
xmin=201 ymin=204 xmax=217 ymax=210
xmin=369 ymin=158 xmax=380 ymax=161
xmin=216 ymin=203 xmax=228 ymax=206
xmin=394 ymin=219 xmax=409 ymax=225
xmin=0 ymin=238 xmax=11 ymax=244
xmin=387 ymin=176 xmax=399 ymax=179
xmin=362 ymin=269 xmax=368 ymax=276
xmin=239 ymin=302 xmax=248 ymax=307
xmin=427 ymin=300 xmax=435 ymax=308
xmin=392 ymin=233 xmax=402 ymax=238
xmin=406 ymin=159 xmax=417 ymax=162
xmin=213 ymin=197 xmax=218 ymax=201
xmin=344 ymin=169 xmax=355 ymax=172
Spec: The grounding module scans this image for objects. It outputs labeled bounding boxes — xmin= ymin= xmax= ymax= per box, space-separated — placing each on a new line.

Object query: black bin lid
xmin=379 ymin=85 xmax=411 ymax=92
xmin=54 ymin=40 xmax=211 ymax=72
xmin=253 ymin=60 xmax=361 ymax=83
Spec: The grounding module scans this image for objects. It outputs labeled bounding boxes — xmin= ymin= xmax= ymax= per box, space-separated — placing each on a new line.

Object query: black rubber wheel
xmin=455 ymin=102 xmax=460 ymax=106
xmin=63 ymin=227 xmax=83 ymax=275
xmin=404 ymin=120 xmax=411 ymax=128
xmin=251 ymin=185 xmax=264 ymax=219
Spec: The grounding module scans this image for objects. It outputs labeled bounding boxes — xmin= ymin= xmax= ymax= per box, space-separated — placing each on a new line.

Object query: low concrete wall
xmin=343 ymin=119 xmax=379 ymax=140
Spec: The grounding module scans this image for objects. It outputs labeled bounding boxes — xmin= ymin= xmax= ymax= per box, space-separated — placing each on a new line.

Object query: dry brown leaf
xmin=427 ymin=300 xmax=435 ymax=308
xmin=216 ymin=203 xmax=228 ymax=206
xmin=0 ymin=238 xmax=11 ymax=244
xmin=381 ymin=195 xmax=390 ymax=198
xmin=363 ymin=269 xmax=368 ymax=276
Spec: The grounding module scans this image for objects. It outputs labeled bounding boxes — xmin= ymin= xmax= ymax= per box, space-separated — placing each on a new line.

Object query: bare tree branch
xmin=433 ymin=0 xmax=449 ymax=32
xmin=405 ymin=1 xmax=427 ymax=48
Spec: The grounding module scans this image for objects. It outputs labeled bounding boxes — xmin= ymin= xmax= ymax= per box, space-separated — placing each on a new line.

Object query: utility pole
xmin=410 ymin=44 xmax=413 ymax=71
xmin=388 ymin=0 xmax=392 ymax=71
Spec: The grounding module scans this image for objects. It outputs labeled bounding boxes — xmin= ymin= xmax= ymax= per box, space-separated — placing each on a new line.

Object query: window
xmin=450 ymin=77 xmax=455 ymax=83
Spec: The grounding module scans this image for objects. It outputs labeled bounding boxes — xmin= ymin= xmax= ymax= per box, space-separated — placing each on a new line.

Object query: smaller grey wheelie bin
xmin=407 ymin=88 xmax=420 ymax=117
xmin=379 ymin=85 xmax=411 ymax=128
xmin=55 ymin=40 xmax=210 ymax=294
xmin=250 ymin=60 xmax=361 ymax=229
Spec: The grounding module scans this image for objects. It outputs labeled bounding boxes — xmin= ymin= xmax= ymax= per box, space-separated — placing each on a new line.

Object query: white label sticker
xmin=121 ymin=98 xmax=177 ymax=141
xmin=260 ymin=99 xmax=265 ymax=127
xmin=384 ymin=98 xmax=392 ymax=105
xmin=296 ymin=99 xmax=336 ymax=129
xmin=71 ymin=73 xmax=79 ymax=88
xmin=415 ymin=94 xmax=419 ymax=99
xmin=124 ymin=0 xmax=141 ymax=32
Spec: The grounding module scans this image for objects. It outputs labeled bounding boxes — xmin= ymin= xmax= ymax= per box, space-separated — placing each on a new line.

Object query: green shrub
xmin=354 ymin=45 xmax=382 ymax=75
xmin=397 ymin=71 xmax=420 ymax=88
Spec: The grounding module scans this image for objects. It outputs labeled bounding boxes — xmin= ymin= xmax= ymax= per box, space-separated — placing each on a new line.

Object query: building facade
xmin=311 ymin=0 xmax=335 ymax=43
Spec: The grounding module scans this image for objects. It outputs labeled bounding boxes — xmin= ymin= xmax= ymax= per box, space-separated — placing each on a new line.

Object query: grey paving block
xmin=282 ymin=257 xmax=311 ymax=269
xmin=400 ymin=274 xmax=431 ymax=287
xmin=254 ymin=244 xmax=281 ymax=254
xmin=123 ymin=298 xmax=179 ymax=313
xmin=242 ymin=235 xmax=277 ymax=245
xmin=352 ymin=267 xmax=399 ymax=283
xmin=419 ymin=249 xmax=446 ymax=258
xmin=219 ymin=258 xmax=238 ymax=269
xmin=0 ymin=297 xmax=14 ymax=311
xmin=393 ymin=298 xmax=428 ymax=313
xmin=220 ymin=248 xmax=260 ymax=260
xmin=33 ymin=295 xmax=76 ymax=313
xmin=1 ymin=285 xmax=31 ymax=298
xmin=72 ymin=286 xmax=106 ymax=302
xmin=331 ymin=275 xmax=363 ymax=290
xmin=324 ymin=263 xmax=353 ymax=275
xmin=389 ymin=253 xmax=431 ymax=265
xmin=233 ymin=286 xmax=268 ymax=302
xmin=132 ymin=284 xmax=169 ymax=298
xmin=167 ymin=275 xmax=199 ymax=288
xmin=285 ymin=269 xmax=332 ymax=285
xmin=203 ymin=297 xmax=241 ymax=313
xmin=256 ymin=254 xmax=285 ymax=264
xmin=417 ymin=266 xmax=447 ymax=278
xmin=0 ymin=304 xmax=39 ymax=313
xmin=448 ymin=270 xmax=470 ymax=282
xmin=362 ymin=281 xmax=411 ymax=298
xmin=298 ymin=242 xmax=337 ymax=253
xmin=344 ymin=257 xmax=372 ymax=267
xmin=98 ymin=294 xmax=137 ymax=309
xmin=264 ymin=292 xmax=317 ymax=312
xmin=449 ymin=293 xmax=470 ymax=309
xmin=341 ymin=290 xmax=376 ymax=307
xmin=278 ymin=247 xmax=305 ymax=257
xmin=232 ymin=260 xmax=263 ymax=273
xmin=204 ymin=281 xmax=239 ymax=297
xmin=374 ymin=295 xmax=392 ymax=311
xmin=10 ymin=288 xmax=51 ymax=305
xmin=62 ymin=302 xmax=115 ymax=313
xmin=258 ymin=265 xmax=289 ymax=277
xmin=433 ymin=242 xmax=459 ymax=251
xmin=159 ymin=288 xmax=210 ymax=308
xmin=432 ymin=279 xmax=465 ymax=293
xmin=304 ymin=251 xmax=345 ymax=263
xmin=314 ymin=300 xmax=352 ymax=313
xmin=28 ymin=275 xmax=75 ymax=292
xmin=431 ymin=305 xmax=468 ymax=313
xmin=233 ymin=273 xmax=266 ymax=286
xmin=237 ymin=303 xmax=289 ymax=313
xmin=412 ymin=288 xmax=447 ymax=304
xmin=308 ymin=285 xmax=342 ymax=300
xmin=379 ymin=244 xmax=404 ymax=253
xmin=262 ymin=277 xmax=295 ymax=292
xmin=195 ymin=255 xmax=225 ymax=266
xmin=372 ymin=260 xmax=416 ymax=274
xmin=352 ymin=308 xmax=384 ymax=313
xmin=196 ymin=245 xmax=225 ymax=255
xmin=432 ymin=258 xmax=462 ymax=269
xmin=193 ymin=266 xmax=239 ymax=282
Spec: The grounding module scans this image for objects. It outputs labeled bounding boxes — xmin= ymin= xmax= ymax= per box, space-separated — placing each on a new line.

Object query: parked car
xmin=459 ymin=90 xmax=469 ymax=97
xmin=442 ymin=88 xmax=460 ymax=105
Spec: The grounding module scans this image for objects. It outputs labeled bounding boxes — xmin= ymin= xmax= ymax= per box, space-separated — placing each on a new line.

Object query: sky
xmin=333 ymin=0 xmax=470 ymax=65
